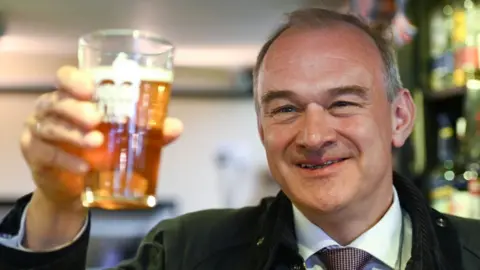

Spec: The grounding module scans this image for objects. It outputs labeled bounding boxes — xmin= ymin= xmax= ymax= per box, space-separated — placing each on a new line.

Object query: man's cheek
xmin=264 ymin=129 xmax=289 ymax=149
xmin=341 ymin=117 xmax=379 ymax=143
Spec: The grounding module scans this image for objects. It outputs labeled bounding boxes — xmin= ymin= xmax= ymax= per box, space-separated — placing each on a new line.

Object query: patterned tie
xmin=318 ymin=247 xmax=373 ymax=270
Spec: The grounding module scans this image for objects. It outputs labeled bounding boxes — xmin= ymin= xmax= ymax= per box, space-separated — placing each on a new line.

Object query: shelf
xmin=0 ymin=200 xmax=17 ymax=207
xmin=0 ymin=198 xmax=176 ymax=214
xmin=424 ymin=87 xmax=466 ymax=100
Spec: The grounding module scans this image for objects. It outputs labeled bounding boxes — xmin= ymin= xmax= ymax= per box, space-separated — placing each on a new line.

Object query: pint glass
xmin=78 ymin=29 xmax=174 ymax=209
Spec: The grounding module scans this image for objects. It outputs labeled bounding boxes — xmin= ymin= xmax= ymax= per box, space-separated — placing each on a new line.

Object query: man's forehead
xmin=254 ymin=24 xmax=384 ymax=103
xmin=262 ymin=24 xmax=381 ymax=70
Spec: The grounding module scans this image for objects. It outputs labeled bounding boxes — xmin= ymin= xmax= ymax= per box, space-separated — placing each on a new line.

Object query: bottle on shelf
xmin=430 ymin=0 xmax=455 ymax=91
xmin=428 ymin=114 xmax=457 ymax=214
xmin=451 ymin=67 xmax=480 ymax=218
xmin=466 ymin=112 xmax=480 ymax=219
xmin=450 ymin=117 xmax=470 ymax=217
xmin=451 ymin=0 xmax=479 ymax=88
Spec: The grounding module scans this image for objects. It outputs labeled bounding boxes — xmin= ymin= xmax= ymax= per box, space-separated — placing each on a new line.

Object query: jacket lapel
xmin=394 ymin=172 xmax=439 ymax=269
xmin=251 ymin=172 xmax=463 ymax=270
xmin=250 ymin=191 xmax=299 ymax=270
xmin=392 ymin=172 xmax=463 ymax=270
xmin=430 ymin=211 xmax=465 ymax=269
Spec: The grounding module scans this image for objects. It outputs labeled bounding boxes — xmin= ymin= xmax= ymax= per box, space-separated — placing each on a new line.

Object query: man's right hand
xmin=18 ymin=66 xmax=183 ymax=251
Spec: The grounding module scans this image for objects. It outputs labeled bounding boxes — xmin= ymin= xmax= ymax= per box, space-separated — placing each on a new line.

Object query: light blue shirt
xmin=293 ymin=187 xmax=412 ymax=270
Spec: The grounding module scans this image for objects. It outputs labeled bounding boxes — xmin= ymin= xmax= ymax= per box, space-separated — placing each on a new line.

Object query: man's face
xmin=256 ymin=24 xmax=414 ymax=215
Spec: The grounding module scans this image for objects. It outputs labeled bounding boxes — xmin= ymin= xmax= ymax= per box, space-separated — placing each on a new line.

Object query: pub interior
xmin=0 ymin=0 xmax=478 ymax=268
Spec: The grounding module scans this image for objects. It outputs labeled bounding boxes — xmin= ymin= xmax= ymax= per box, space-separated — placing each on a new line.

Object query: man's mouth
xmin=296 ymin=158 xmax=348 ymax=170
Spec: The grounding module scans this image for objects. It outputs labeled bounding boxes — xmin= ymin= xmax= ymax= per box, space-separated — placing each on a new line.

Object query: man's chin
xmin=293 ymin=191 xmax=351 ymax=215
xmin=310 ymin=200 xmax=348 ymax=214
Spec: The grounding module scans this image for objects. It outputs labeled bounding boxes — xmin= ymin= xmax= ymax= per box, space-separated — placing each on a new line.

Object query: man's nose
xmin=296 ymin=104 xmax=336 ymax=150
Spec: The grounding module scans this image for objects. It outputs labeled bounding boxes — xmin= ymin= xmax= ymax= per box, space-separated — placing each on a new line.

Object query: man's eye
xmin=271 ymin=105 xmax=298 ymax=114
xmin=330 ymin=101 xmax=359 ymax=108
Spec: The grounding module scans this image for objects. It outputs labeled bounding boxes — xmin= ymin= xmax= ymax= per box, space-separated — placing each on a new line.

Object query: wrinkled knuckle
xmin=34 ymin=93 xmax=50 ymax=111
xmin=41 ymin=121 xmax=56 ymax=137
xmin=56 ymin=90 xmax=70 ymax=101
xmin=60 ymin=121 xmax=80 ymax=140
xmin=53 ymin=98 xmax=73 ymax=115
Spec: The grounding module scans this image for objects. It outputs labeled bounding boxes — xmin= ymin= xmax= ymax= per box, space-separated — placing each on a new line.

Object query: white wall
xmin=0 ymin=93 xmax=273 ymax=214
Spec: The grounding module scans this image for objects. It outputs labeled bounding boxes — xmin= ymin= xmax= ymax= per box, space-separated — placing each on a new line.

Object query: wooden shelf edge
xmin=424 ymin=87 xmax=466 ymax=100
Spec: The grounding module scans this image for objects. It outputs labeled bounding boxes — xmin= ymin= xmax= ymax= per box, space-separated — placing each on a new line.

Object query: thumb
xmin=162 ymin=117 xmax=183 ymax=145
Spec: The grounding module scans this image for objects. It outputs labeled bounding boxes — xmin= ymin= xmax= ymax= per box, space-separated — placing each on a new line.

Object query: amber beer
xmin=77 ymin=66 xmax=172 ymax=209
xmin=77 ymin=29 xmax=174 ymax=209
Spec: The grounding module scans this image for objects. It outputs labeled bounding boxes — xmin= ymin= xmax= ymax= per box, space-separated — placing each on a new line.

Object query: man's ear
xmin=391 ymin=89 xmax=416 ymax=148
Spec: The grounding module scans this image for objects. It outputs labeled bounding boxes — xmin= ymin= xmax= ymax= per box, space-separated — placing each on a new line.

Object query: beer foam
xmin=86 ymin=66 xmax=174 ymax=83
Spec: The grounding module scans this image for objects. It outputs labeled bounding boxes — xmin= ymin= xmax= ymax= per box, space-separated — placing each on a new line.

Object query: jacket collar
xmin=252 ymin=171 xmax=464 ymax=270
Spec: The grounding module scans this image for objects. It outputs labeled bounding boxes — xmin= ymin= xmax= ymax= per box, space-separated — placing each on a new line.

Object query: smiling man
xmin=1 ymin=7 xmax=480 ymax=270
xmin=257 ymin=19 xmax=401 ymax=247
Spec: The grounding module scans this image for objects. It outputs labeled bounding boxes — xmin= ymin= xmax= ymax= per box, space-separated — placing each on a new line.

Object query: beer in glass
xmin=77 ymin=29 xmax=174 ymax=209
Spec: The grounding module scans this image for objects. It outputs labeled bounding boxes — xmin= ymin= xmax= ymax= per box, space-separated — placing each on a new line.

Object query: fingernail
xmin=83 ymin=103 xmax=103 ymax=126
xmin=84 ymin=131 xmax=103 ymax=147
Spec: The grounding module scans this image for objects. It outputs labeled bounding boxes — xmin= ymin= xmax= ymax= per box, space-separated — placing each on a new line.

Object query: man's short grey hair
xmin=253 ymin=8 xmax=403 ymax=111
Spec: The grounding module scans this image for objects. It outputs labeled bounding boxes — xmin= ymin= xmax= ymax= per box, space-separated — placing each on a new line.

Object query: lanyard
xmin=394 ymin=211 xmax=406 ymax=270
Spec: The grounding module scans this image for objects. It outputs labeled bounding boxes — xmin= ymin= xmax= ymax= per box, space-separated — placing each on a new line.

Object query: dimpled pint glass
xmin=78 ymin=29 xmax=174 ymax=209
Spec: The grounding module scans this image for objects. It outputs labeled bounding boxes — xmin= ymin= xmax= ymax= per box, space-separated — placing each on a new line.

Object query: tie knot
xmin=318 ymin=247 xmax=373 ymax=270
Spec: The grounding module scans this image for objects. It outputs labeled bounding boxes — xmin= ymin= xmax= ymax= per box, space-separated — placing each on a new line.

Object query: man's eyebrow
xmin=259 ymin=85 xmax=369 ymax=107
xmin=327 ymin=85 xmax=369 ymax=100
xmin=260 ymin=90 xmax=299 ymax=105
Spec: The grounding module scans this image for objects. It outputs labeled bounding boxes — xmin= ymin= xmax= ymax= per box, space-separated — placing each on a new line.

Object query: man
xmin=0 ymin=7 xmax=479 ymax=270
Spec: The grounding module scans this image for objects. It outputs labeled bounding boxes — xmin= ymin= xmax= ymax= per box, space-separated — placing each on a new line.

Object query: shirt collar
xmin=293 ymin=186 xmax=403 ymax=269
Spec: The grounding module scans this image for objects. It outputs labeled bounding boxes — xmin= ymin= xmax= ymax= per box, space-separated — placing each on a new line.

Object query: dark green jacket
xmin=1 ymin=172 xmax=480 ymax=269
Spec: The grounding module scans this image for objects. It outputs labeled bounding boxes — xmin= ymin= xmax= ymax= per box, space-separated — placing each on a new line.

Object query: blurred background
xmin=0 ymin=0 xmax=478 ymax=269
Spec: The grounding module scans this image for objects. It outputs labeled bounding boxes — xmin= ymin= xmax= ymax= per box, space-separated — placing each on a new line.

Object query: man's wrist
xmin=19 ymin=203 xmax=89 ymax=252
xmin=23 ymin=190 xmax=88 ymax=250
xmin=30 ymin=189 xmax=86 ymax=215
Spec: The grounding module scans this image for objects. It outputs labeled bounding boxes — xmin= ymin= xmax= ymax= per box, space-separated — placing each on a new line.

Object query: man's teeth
xmin=299 ymin=159 xmax=344 ymax=169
